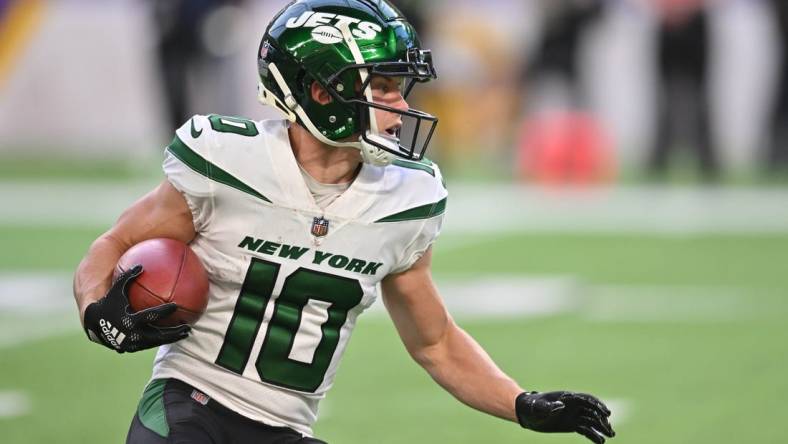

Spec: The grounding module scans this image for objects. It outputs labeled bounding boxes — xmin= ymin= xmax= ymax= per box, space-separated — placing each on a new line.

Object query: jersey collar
xmin=269 ymin=120 xmax=385 ymax=223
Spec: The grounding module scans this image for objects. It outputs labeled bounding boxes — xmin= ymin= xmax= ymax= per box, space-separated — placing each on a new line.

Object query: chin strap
xmin=359 ymin=142 xmax=394 ymax=165
xmin=257 ymin=79 xmax=296 ymax=122
xmin=258 ymin=65 xmax=394 ymax=167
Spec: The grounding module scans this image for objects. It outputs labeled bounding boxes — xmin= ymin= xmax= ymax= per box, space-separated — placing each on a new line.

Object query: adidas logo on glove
xmin=99 ymin=318 xmax=126 ymax=348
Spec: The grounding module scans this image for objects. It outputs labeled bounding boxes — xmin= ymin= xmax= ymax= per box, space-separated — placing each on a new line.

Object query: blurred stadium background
xmin=1 ymin=0 xmax=787 ymax=443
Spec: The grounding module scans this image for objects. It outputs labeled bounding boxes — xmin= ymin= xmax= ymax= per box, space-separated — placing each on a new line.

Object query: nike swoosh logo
xmin=191 ymin=118 xmax=203 ymax=138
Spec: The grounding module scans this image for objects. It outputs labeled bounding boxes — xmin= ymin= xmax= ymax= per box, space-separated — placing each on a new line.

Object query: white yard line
xmin=0 ymin=391 xmax=32 ymax=419
xmin=0 ymin=272 xmax=75 ymax=312
xmin=432 ymin=276 xmax=580 ymax=319
xmin=444 ymin=184 xmax=788 ymax=234
xmin=0 ymin=180 xmax=155 ymax=227
xmin=375 ymin=276 xmax=779 ymax=322
xmin=0 ymin=272 xmax=779 ymax=349
xmin=351 ymin=274 xmax=773 ymax=322
xmin=2 ymin=181 xmax=788 ymax=233
xmin=0 ymin=315 xmax=78 ymax=349
xmin=584 ymin=285 xmax=761 ymax=323
xmin=0 ymin=273 xmax=80 ymax=349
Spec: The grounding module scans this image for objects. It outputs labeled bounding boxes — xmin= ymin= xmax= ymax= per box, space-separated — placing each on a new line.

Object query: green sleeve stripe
xmin=166 ymin=135 xmax=272 ymax=203
xmin=137 ymin=379 xmax=169 ymax=438
xmin=375 ymin=197 xmax=447 ymax=223
xmin=392 ymin=158 xmax=435 ymax=176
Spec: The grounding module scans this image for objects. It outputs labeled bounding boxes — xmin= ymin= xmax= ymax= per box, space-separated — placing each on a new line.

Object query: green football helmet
xmin=257 ymin=0 xmax=438 ymax=166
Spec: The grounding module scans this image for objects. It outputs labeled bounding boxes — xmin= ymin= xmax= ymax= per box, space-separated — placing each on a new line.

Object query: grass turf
xmin=1 ymin=228 xmax=787 ymax=443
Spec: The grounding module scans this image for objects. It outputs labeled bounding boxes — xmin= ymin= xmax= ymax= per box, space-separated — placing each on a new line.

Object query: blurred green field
xmin=1 ymin=223 xmax=787 ymax=443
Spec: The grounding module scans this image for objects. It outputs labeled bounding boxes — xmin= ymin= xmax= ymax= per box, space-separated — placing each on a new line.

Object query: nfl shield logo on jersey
xmin=311 ymin=217 xmax=329 ymax=237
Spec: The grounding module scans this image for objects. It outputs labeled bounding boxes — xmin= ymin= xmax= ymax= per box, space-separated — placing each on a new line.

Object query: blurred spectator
xmin=767 ymin=0 xmax=788 ymax=174
xmin=418 ymin=5 xmax=523 ymax=169
xmin=523 ymin=0 xmax=605 ymax=108
xmin=516 ymin=0 xmax=615 ymax=185
xmin=648 ymin=0 xmax=718 ymax=181
xmin=151 ymin=0 xmax=247 ymax=132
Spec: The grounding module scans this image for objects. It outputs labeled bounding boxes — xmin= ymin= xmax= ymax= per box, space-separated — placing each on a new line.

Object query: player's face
xmin=368 ymin=75 xmax=408 ymax=137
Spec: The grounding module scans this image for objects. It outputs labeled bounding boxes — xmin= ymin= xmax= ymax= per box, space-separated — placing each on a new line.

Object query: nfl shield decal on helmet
xmin=311 ymin=217 xmax=329 ymax=237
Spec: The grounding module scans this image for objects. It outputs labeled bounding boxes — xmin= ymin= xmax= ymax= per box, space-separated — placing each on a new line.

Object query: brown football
xmin=114 ymin=238 xmax=209 ymax=326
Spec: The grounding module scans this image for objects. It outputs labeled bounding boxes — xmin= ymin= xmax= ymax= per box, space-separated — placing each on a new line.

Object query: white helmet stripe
xmin=336 ymin=23 xmax=379 ymax=135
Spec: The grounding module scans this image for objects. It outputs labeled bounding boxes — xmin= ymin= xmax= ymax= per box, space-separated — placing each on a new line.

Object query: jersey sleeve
xmin=389 ymin=211 xmax=445 ymax=274
xmin=162 ymin=115 xmax=215 ymax=232
xmin=388 ymin=162 xmax=448 ymax=274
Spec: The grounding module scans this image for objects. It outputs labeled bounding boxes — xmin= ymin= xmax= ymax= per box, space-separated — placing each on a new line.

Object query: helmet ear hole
xmin=310 ymin=81 xmax=333 ymax=105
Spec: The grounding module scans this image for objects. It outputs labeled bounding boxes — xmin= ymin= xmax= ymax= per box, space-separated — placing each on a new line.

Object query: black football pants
xmin=126 ymin=379 xmax=327 ymax=444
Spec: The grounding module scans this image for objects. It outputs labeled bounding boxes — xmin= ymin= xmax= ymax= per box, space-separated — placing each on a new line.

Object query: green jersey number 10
xmin=215 ymin=258 xmax=363 ymax=392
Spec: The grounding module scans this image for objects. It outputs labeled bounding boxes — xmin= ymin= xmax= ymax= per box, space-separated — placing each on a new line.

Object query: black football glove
xmin=516 ymin=391 xmax=615 ymax=444
xmin=83 ymin=264 xmax=191 ymax=353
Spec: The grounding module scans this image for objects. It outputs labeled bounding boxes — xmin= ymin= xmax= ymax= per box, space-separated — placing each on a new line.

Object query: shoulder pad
xmin=173 ymin=114 xmax=263 ymax=155
xmin=373 ymin=158 xmax=448 ymax=223
xmin=166 ymin=115 xmax=281 ymax=205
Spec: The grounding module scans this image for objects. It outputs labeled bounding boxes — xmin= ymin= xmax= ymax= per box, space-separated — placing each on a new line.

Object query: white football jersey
xmin=150 ymin=115 xmax=447 ymax=436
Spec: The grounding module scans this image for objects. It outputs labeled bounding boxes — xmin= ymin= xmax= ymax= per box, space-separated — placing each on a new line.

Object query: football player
xmin=73 ymin=1 xmax=615 ymax=443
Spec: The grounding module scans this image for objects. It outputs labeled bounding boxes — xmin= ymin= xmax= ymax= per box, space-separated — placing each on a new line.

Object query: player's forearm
xmin=413 ymin=321 xmax=523 ymax=422
xmin=73 ymin=234 xmax=128 ymax=325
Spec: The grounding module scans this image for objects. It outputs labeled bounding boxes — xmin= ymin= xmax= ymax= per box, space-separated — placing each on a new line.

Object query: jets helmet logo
xmin=285 ymin=11 xmax=383 ymax=41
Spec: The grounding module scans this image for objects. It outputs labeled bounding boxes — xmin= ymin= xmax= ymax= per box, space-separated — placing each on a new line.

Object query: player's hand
xmin=83 ymin=265 xmax=191 ymax=353
xmin=515 ymin=391 xmax=615 ymax=444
